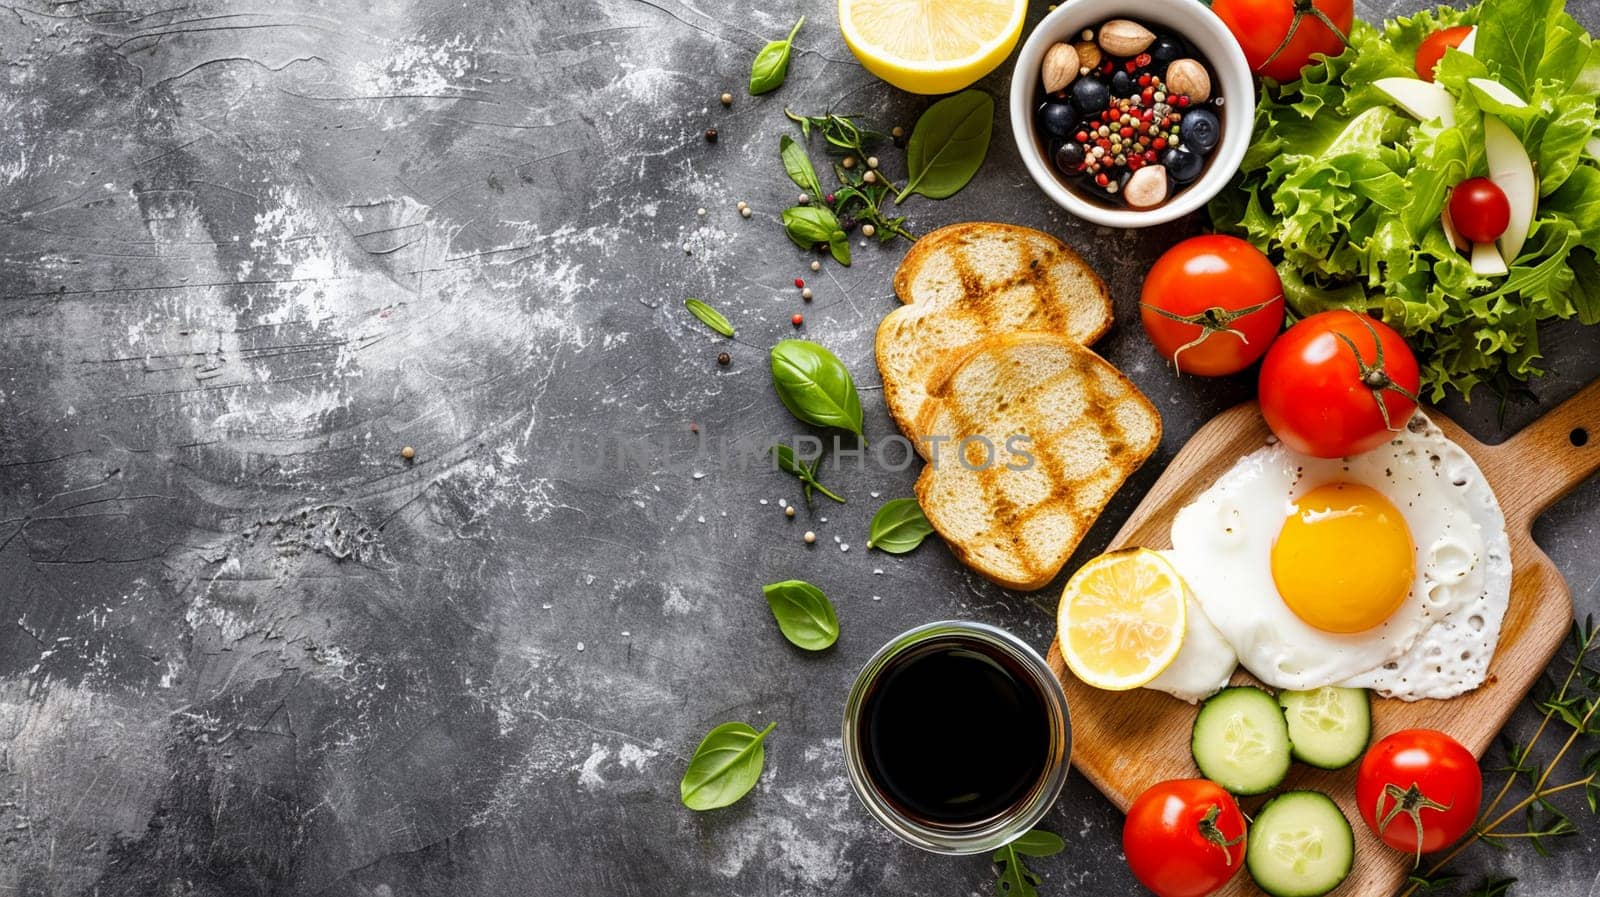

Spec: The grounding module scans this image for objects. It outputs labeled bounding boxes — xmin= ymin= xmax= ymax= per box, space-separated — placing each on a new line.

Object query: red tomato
xmin=1140 ymin=235 xmax=1286 ymax=376
xmin=1258 ymin=310 xmax=1421 ymax=458
xmin=1449 ymin=178 xmax=1511 ymax=244
xmin=1123 ymin=779 xmax=1247 ymax=897
xmin=1357 ymin=729 xmax=1482 ymax=857
xmin=1212 ymin=0 xmax=1354 ymax=83
xmin=1415 ymin=26 xmax=1474 ymax=81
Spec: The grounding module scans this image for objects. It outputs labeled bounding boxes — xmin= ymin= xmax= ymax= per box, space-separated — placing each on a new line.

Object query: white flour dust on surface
xmin=354 ymin=35 xmax=477 ymax=96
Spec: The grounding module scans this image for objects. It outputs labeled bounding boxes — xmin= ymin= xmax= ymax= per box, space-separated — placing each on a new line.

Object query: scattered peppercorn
xmin=794 ymin=278 xmax=805 ymax=288
xmin=689 ymin=422 xmax=699 ymax=433
xmin=861 ymin=223 xmax=876 ymax=237
xmin=717 ymin=352 xmax=730 ymax=365
xmin=866 ymin=156 xmax=879 ymax=169
xmin=810 ymin=260 xmax=821 ymax=271
xmin=785 ymin=506 xmax=796 ymax=518
xmin=803 ymin=530 xmax=816 ymax=544
xmin=720 ymin=92 xmax=733 ymax=106
xmin=740 ymin=207 xmax=752 ymax=218
xmin=798 ymin=193 xmax=810 ymax=204
xmin=801 ymin=288 xmax=813 ymax=300
xmin=842 ymin=156 xmax=856 ymax=169
xmin=862 ymin=170 xmax=878 ymax=184
xmin=791 ymin=313 xmax=804 ymax=326
xmin=891 ymin=126 xmax=905 ymax=138
xmin=401 ymin=446 xmax=415 ymax=460
xmin=704 ymin=128 xmax=718 ymax=143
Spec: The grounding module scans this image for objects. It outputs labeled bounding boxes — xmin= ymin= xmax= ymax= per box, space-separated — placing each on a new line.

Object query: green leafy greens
xmin=867 ymin=497 xmax=933 ymax=554
xmin=761 ymin=579 xmax=840 ymax=650
xmin=992 ymin=829 xmax=1065 ymax=897
xmin=680 ymin=721 xmax=776 ymax=810
xmin=1209 ymin=0 xmax=1600 ymax=400
xmin=749 ymin=17 xmax=803 ymax=96
xmin=769 ymin=443 xmax=844 ymax=506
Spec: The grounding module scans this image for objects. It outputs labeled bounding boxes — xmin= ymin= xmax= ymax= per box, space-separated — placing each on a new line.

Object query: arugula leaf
xmin=992 ymin=829 xmax=1063 ymax=897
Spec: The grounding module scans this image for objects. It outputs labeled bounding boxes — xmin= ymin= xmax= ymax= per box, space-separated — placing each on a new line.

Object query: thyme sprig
xmin=1399 ymin=616 xmax=1600 ymax=897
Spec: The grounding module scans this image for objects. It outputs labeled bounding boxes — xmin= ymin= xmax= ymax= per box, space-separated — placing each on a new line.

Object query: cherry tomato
xmin=1212 ymin=0 xmax=1354 ymax=83
xmin=1140 ymin=236 xmax=1286 ymax=376
xmin=1258 ymin=310 xmax=1421 ymax=458
xmin=1357 ymin=729 xmax=1482 ymax=858
xmin=1415 ymin=26 xmax=1474 ymax=81
xmin=1123 ymin=779 xmax=1248 ymax=897
xmin=1448 ymin=178 xmax=1511 ymax=244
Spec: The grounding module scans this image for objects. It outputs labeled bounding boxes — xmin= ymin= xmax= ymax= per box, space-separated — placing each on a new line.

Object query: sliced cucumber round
xmin=1279 ymin=686 xmax=1371 ymax=770
xmin=1190 ymin=686 xmax=1291 ymax=795
xmin=1246 ymin=791 xmax=1354 ymax=897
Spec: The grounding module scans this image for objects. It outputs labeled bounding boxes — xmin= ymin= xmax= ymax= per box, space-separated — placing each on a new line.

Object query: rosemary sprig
xmin=1398 ymin=616 xmax=1600 ymax=897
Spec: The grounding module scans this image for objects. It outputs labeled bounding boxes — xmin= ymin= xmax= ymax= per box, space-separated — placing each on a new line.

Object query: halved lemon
xmin=838 ymin=0 xmax=1027 ymax=95
xmin=1058 ymin=548 xmax=1187 ymax=691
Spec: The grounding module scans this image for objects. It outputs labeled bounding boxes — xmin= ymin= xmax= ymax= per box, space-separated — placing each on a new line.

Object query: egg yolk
xmin=1270 ymin=483 xmax=1415 ymax=633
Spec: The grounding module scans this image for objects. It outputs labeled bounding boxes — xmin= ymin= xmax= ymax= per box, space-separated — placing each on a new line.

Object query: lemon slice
xmin=1058 ymin=548 xmax=1188 ymax=691
xmin=838 ymin=0 xmax=1027 ymax=95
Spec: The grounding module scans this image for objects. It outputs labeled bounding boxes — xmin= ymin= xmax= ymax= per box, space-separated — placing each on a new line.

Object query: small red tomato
xmin=1357 ymin=729 xmax=1482 ymax=858
xmin=1449 ymin=178 xmax=1511 ymax=244
xmin=1258 ymin=310 xmax=1421 ymax=458
xmin=1140 ymin=235 xmax=1286 ymax=377
xmin=1123 ymin=779 xmax=1248 ymax=897
xmin=1415 ymin=26 xmax=1475 ymax=81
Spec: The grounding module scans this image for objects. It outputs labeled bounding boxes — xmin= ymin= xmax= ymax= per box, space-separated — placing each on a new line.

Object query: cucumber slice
xmin=1190 ymin=686 xmax=1291 ymax=795
xmin=1279 ymin=687 xmax=1371 ymax=770
xmin=1246 ymin=791 xmax=1354 ymax=897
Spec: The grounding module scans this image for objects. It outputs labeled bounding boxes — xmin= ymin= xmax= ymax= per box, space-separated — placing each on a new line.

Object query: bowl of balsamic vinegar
xmin=843 ymin=621 xmax=1071 ymax=854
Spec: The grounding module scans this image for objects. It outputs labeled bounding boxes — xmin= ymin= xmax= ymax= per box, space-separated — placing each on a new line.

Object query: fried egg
xmin=1162 ymin=413 xmax=1510 ymax=700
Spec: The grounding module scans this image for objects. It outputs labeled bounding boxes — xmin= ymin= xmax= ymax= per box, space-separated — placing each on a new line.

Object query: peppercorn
xmin=794 ymin=278 xmax=805 ymax=288
xmin=704 ymin=127 xmax=718 ymax=142
xmin=720 ymin=92 xmax=733 ymax=106
xmin=785 ymin=506 xmax=796 ymax=518
xmin=810 ymin=260 xmax=821 ymax=271
xmin=401 ymin=446 xmax=415 ymax=460
xmin=717 ymin=352 xmax=730 ymax=365
xmin=861 ymin=223 xmax=876 ymax=237
xmin=791 ymin=314 xmax=803 ymax=326
xmin=803 ymin=530 xmax=816 ymax=544
xmin=801 ymin=288 xmax=813 ymax=300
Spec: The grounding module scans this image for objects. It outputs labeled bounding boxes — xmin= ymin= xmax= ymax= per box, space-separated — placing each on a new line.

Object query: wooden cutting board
xmin=1047 ymin=379 xmax=1600 ymax=897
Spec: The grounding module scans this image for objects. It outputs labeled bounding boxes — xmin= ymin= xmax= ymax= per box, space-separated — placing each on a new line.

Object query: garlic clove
xmin=1124 ymin=165 xmax=1170 ymax=210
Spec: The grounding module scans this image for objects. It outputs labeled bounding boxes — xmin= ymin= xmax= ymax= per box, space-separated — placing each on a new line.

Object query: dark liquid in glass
xmin=858 ymin=638 xmax=1051 ymax=826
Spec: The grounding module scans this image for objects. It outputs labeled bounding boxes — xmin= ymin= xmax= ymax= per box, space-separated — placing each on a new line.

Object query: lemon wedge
xmin=838 ymin=0 xmax=1026 ymax=95
xmin=1058 ymin=548 xmax=1188 ymax=691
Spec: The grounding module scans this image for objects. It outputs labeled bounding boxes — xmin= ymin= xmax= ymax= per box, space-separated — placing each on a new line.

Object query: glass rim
xmin=841 ymin=620 xmax=1072 ymax=855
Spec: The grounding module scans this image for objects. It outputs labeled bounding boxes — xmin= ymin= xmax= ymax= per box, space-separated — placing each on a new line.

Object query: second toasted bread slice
xmin=877 ymin=223 xmax=1113 ymax=440
xmin=913 ymin=333 xmax=1161 ymax=592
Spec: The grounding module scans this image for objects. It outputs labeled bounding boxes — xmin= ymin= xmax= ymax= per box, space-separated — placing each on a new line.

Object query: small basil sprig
xmin=898 ymin=90 xmax=994 ymax=202
xmin=868 ymin=498 xmax=933 ymax=554
xmin=749 ymin=16 xmax=804 ymax=96
xmin=761 ymin=579 xmax=839 ymax=650
xmin=770 ymin=444 xmax=844 ymax=506
xmin=684 ymin=298 xmax=735 ymax=336
xmin=781 ymin=206 xmax=851 ymax=266
xmin=779 ymin=135 xmax=824 ymax=201
xmin=680 ymin=721 xmax=776 ymax=810
xmin=992 ymin=829 xmax=1064 ymax=897
xmin=769 ymin=339 xmax=864 ymax=437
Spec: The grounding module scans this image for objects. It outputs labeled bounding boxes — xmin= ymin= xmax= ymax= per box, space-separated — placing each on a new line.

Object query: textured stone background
xmin=1 ymin=0 xmax=1597 ymax=894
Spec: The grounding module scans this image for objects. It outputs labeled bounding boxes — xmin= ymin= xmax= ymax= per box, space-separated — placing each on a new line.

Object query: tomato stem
xmin=1373 ymin=782 xmax=1452 ymax=867
xmin=1141 ymin=296 xmax=1281 ymax=374
xmin=1197 ymin=804 xmax=1245 ymax=866
xmin=1332 ymin=313 xmax=1418 ymax=433
xmin=1260 ymin=0 xmax=1351 ymax=74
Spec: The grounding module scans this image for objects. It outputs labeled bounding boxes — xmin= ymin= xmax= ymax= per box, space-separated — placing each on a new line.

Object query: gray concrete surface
xmin=1 ymin=0 xmax=1596 ymax=895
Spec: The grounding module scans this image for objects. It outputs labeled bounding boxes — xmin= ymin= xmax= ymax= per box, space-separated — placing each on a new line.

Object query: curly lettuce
xmin=1209 ymin=0 xmax=1600 ymax=400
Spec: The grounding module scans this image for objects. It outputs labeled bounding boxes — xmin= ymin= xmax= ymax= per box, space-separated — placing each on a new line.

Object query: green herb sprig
xmin=770 ymin=443 xmax=844 ymax=506
xmin=1400 ymin=617 xmax=1600 ymax=897
xmin=749 ymin=17 xmax=803 ymax=95
xmin=761 ymin=579 xmax=840 ymax=650
xmin=680 ymin=721 xmax=776 ymax=810
xmin=992 ymin=829 xmax=1065 ymax=897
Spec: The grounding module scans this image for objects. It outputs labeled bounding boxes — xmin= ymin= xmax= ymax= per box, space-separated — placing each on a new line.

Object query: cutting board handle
xmin=1480 ymin=379 xmax=1600 ymax=528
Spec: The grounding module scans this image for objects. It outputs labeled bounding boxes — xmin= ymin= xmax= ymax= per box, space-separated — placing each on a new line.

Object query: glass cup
xmin=841 ymin=620 xmax=1071 ymax=854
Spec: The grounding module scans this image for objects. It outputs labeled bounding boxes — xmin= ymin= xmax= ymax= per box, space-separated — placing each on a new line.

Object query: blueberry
xmin=1072 ymin=77 xmax=1110 ymax=114
xmin=1037 ymin=101 xmax=1078 ymax=140
xmin=1110 ymin=69 xmax=1137 ymax=98
xmin=1054 ymin=142 xmax=1086 ymax=173
xmin=1162 ymin=147 xmax=1204 ymax=183
xmin=1181 ymin=108 xmax=1221 ymax=154
xmin=1149 ymin=35 xmax=1185 ymax=67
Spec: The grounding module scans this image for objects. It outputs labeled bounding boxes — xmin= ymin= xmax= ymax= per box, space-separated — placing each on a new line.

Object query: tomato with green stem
xmin=1356 ymin=729 xmax=1482 ymax=859
xmin=1123 ymin=779 xmax=1248 ymax=897
xmin=1140 ymin=235 xmax=1285 ymax=377
xmin=1212 ymin=0 xmax=1354 ymax=83
xmin=1258 ymin=310 xmax=1421 ymax=458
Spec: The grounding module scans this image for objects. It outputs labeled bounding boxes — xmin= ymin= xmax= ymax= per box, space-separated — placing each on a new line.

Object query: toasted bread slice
xmin=913 ymin=333 xmax=1161 ymax=592
xmin=877 ymin=223 xmax=1113 ymax=440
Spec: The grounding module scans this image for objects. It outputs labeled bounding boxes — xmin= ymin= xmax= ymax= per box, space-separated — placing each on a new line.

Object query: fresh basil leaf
xmin=749 ymin=16 xmax=803 ymax=96
xmin=828 ymin=230 xmax=851 ymax=266
xmin=868 ymin=498 xmax=933 ymax=554
xmin=769 ymin=339 xmax=863 ymax=436
xmin=679 ymin=721 xmax=775 ymax=810
xmin=779 ymin=135 xmax=824 ymax=200
xmin=684 ymin=297 xmax=734 ymax=337
xmin=761 ymin=580 xmax=839 ymax=650
xmin=897 ymin=90 xmax=994 ymax=202
xmin=1006 ymin=830 xmax=1065 ymax=858
xmin=782 ymin=205 xmax=840 ymax=248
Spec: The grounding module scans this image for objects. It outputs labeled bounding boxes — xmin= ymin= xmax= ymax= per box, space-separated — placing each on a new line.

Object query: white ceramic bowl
xmin=1009 ymin=0 xmax=1255 ymax=228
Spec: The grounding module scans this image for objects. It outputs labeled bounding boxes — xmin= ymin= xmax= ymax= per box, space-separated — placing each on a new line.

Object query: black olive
xmin=1072 ymin=77 xmax=1110 ymax=114
xmin=1037 ymin=101 xmax=1078 ymax=140
xmin=1149 ymin=35 xmax=1185 ymax=67
xmin=1181 ymin=108 xmax=1221 ymax=154
xmin=1110 ymin=69 xmax=1137 ymax=98
xmin=1162 ymin=147 xmax=1204 ymax=183
xmin=1054 ymin=142 xmax=1086 ymax=173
